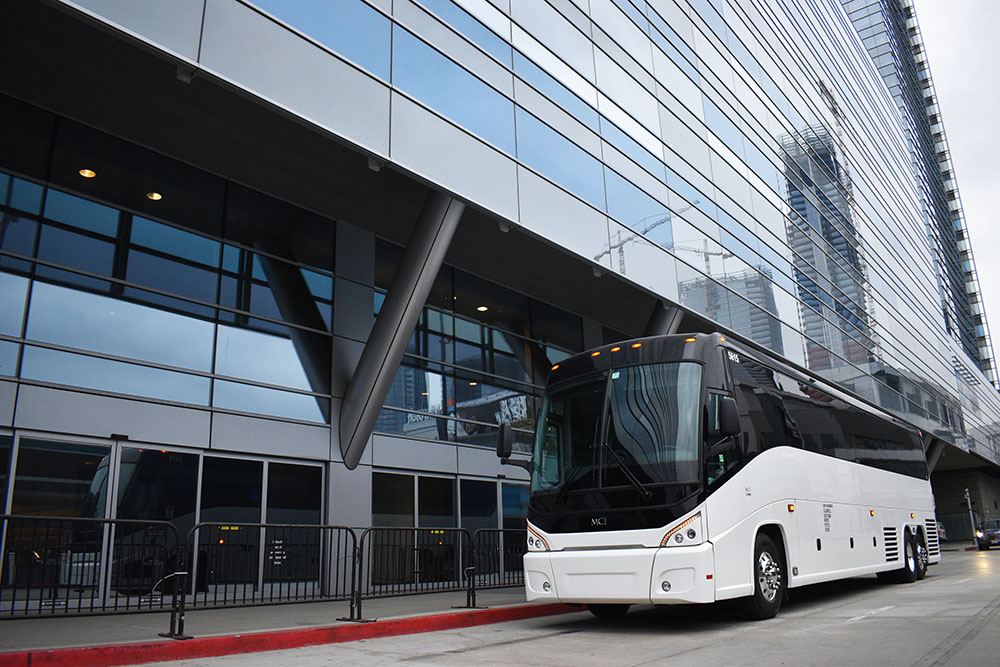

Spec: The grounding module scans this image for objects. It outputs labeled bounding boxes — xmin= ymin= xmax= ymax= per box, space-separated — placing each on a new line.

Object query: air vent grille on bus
xmin=925 ymin=519 xmax=940 ymax=557
xmin=883 ymin=527 xmax=899 ymax=562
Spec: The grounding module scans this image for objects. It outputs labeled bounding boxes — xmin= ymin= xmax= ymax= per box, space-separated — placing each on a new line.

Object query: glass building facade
xmin=1 ymin=0 xmax=999 ymax=544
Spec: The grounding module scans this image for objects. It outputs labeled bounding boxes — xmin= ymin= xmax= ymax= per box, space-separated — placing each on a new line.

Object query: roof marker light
xmin=611 ymin=346 xmax=621 ymax=352
xmin=631 ymin=343 xmax=642 ymax=349
xmin=551 ymin=364 xmax=560 ymax=371
xmin=685 ymin=337 xmax=696 ymax=343
xmin=719 ymin=336 xmax=726 ymax=342
xmin=78 ymin=169 xmax=96 ymax=178
xmin=591 ymin=351 xmax=601 ymax=357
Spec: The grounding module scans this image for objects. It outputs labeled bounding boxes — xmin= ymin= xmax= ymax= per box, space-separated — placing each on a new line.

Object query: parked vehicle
xmin=976 ymin=520 xmax=1000 ymax=550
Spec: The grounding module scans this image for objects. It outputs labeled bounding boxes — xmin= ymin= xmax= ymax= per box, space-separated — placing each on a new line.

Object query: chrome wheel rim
xmin=905 ymin=539 xmax=916 ymax=572
xmin=757 ymin=551 xmax=782 ymax=602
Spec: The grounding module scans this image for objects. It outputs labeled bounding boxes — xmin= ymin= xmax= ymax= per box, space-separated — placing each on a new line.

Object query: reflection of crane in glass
xmin=593 ymin=200 xmax=733 ymax=279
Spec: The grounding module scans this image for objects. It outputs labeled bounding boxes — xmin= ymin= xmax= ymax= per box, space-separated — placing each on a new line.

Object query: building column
xmin=644 ymin=301 xmax=685 ymax=336
xmin=339 ymin=190 xmax=465 ymax=469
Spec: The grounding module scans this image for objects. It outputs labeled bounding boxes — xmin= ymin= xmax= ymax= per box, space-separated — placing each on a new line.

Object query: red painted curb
xmin=0 ymin=603 xmax=580 ymax=667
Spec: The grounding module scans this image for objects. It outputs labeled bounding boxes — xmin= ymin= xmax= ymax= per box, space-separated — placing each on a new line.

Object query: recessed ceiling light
xmin=476 ymin=305 xmax=489 ymax=312
xmin=78 ymin=169 xmax=96 ymax=178
xmin=146 ymin=192 xmax=163 ymax=201
xmin=469 ymin=381 xmax=478 ymax=386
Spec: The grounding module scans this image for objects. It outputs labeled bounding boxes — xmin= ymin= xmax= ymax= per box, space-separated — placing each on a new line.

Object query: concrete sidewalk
xmin=0 ymin=588 xmax=576 ymax=666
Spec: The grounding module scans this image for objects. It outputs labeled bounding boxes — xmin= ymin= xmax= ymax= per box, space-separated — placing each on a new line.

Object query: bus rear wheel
xmin=586 ymin=603 xmax=630 ymax=619
xmin=743 ymin=533 xmax=784 ymax=620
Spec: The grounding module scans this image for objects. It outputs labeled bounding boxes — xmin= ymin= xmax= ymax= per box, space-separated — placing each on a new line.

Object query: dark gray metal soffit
xmin=339 ymin=191 xmax=465 ymax=469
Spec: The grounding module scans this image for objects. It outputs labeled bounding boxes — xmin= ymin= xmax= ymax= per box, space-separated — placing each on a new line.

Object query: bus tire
xmin=895 ymin=531 xmax=919 ymax=583
xmin=915 ymin=533 xmax=928 ymax=580
xmin=743 ymin=533 xmax=784 ymax=620
xmin=586 ymin=603 xmax=630 ymax=619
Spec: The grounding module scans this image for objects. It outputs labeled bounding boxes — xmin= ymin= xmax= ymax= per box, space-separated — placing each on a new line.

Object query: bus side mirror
xmin=719 ymin=396 xmax=741 ymax=436
xmin=496 ymin=422 xmax=513 ymax=459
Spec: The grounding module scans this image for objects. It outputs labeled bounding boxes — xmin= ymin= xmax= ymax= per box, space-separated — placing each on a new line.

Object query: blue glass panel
xmin=0 ymin=272 xmax=28 ymax=336
xmin=251 ymin=0 xmax=391 ymax=79
xmin=3 ymin=177 xmax=44 ymax=214
xmin=43 ymin=190 xmax=119 ymax=237
xmin=126 ymin=250 xmax=219 ymax=305
xmin=26 ymin=281 xmax=215 ymax=371
xmin=514 ymin=107 xmax=605 ymax=210
xmin=215 ymin=323 xmax=312 ymax=390
xmin=702 ymin=95 xmax=744 ymax=156
xmin=222 ymin=244 xmax=242 ymax=273
xmin=420 ymin=0 xmax=512 ymax=66
xmin=647 ymin=12 xmax=699 ymax=82
xmin=301 ymin=268 xmax=333 ymax=300
xmin=213 ymin=380 xmax=327 ymax=422
xmin=36 ymin=225 xmax=115 ymax=277
xmin=513 ymin=52 xmax=599 ymax=131
xmin=605 ymin=168 xmax=671 ymax=248
xmin=600 ymin=116 xmax=666 ymax=180
xmin=0 ymin=214 xmax=37 ymax=258
xmin=131 ymin=216 xmax=220 ymax=267
xmin=393 ymin=26 xmax=516 ymax=155
xmin=0 ymin=340 xmax=18 ymax=377
xmin=21 ymin=345 xmax=211 ymax=404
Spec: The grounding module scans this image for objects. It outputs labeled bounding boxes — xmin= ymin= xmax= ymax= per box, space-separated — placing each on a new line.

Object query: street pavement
xmin=130 ymin=547 xmax=1000 ymax=667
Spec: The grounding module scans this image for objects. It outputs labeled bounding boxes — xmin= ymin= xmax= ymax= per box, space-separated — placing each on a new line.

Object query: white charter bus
xmin=496 ymin=333 xmax=940 ymax=619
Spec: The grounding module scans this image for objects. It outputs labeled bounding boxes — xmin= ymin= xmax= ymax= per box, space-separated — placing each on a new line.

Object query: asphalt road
xmin=137 ymin=547 xmax=1000 ymax=666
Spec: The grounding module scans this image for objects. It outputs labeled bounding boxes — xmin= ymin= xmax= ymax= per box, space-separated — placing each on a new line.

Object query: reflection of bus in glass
xmin=497 ymin=333 xmax=939 ymax=619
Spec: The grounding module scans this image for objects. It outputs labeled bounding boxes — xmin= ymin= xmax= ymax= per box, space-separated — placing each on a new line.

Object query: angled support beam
xmin=643 ymin=301 xmax=685 ymax=336
xmin=254 ymin=241 xmax=332 ymax=422
xmin=339 ymin=191 xmax=465 ymax=469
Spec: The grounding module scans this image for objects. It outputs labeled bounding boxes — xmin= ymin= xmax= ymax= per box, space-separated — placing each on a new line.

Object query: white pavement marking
xmin=845 ymin=605 xmax=895 ymax=623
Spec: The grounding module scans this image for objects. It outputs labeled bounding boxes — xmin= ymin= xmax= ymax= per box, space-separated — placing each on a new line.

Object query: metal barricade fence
xmin=471 ymin=529 xmax=526 ymax=590
xmin=0 ymin=514 xmax=182 ymax=618
xmin=1 ymin=517 xmax=529 ymax=633
xmin=353 ymin=527 xmax=474 ymax=620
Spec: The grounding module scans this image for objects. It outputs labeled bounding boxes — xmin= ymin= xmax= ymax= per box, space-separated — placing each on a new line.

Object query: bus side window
xmin=705 ymin=392 xmax=740 ymax=485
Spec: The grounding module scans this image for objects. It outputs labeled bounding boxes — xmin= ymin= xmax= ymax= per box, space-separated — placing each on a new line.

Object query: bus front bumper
xmin=524 ymin=542 xmax=715 ymax=605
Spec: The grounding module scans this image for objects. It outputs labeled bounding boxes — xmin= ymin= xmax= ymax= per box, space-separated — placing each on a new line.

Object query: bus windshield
xmin=532 ymin=362 xmax=703 ymax=495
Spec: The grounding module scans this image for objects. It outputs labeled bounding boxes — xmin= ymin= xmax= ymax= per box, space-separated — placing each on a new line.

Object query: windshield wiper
xmin=600 ymin=442 xmax=653 ymax=501
xmin=554 ymin=466 xmax=593 ymax=504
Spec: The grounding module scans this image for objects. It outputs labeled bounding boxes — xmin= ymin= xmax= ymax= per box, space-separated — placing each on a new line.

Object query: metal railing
xmin=1 ymin=515 xmax=529 ymax=636
xmin=0 ymin=515 xmax=182 ymax=617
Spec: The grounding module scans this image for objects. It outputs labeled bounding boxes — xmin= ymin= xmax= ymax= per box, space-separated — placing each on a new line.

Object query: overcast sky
xmin=910 ymin=0 xmax=1000 ymax=364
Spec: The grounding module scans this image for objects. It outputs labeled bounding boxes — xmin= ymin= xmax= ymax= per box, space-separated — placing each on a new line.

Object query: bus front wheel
xmin=743 ymin=533 xmax=784 ymax=620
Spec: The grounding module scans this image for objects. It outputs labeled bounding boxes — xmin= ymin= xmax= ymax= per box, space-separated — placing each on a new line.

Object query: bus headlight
xmin=661 ymin=512 xmax=704 ymax=547
xmin=977 ymin=530 xmax=984 ymax=539
xmin=527 ymin=526 xmax=550 ymax=551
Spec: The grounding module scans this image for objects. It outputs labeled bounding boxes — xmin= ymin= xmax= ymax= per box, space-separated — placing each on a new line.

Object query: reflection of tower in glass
xmin=782 ymin=127 xmax=874 ymax=371
xmin=678 ymin=268 xmax=783 ymax=354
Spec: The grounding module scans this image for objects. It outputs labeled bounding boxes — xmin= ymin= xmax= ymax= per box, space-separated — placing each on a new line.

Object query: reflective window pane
xmin=252 ymin=0 xmax=391 ymax=80
xmin=393 ymin=26 xmax=516 ymax=154
xmin=201 ymin=457 xmax=263 ymax=524
xmin=215 ymin=323 xmax=312 ymax=390
xmin=0 ymin=434 xmax=11 ymax=510
xmin=0 ymin=213 xmax=38 ymax=259
xmin=11 ymin=439 xmax=111 ymax=517
xmin=1 ymin=175 xmax=44 ymax=214
xmin=0 ymin=271 xmax=28 ymax=336
xmin=35 ymin=224 xmax=115 ymax=278
xmin=21 ymin=345 xmax=211 ymax=405
xmin=212 ymin=379 xmax=328 ymax=423
xmin=460 ymin=479 xmax=497 ymax=533
xmin=26 ymin=281 xmax=215 ymax=371
xmin=42 ymin=189 xmax=119 ymax=237
xmin=116 ymin=447 xmax=199 ymax=537
xmin=266 ymin=462 xmax=322 ymax=525
xmin=418 ymin=476 xmax=456 ymax=528
xmin=130 ymin=216 xmax=220 ymax=267
xmin=372 ymin=472 xmax=414 ymax=527
xmin=515 ymin=107 xmax=605 ymax=210
xmin=0 ymin=340 xmax=15 ymax=377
